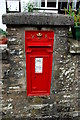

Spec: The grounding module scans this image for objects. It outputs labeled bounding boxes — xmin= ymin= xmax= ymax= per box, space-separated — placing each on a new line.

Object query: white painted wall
xmin=0 ymin=0 xmax=6 ymax=31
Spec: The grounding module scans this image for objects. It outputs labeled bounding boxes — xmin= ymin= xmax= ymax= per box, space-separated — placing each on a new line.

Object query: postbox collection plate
xmin=25 ymin=31 xmax=54 ymax=96
xmin=35 ymin=58 xmax=43 ymax=73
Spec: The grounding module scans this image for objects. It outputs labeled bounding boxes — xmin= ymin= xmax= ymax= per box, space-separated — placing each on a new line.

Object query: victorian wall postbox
xmin=25 ymin=31 xmax=54 ymax=96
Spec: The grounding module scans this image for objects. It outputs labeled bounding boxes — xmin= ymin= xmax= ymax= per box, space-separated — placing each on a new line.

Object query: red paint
xmin=25 ymin=31 xmax=54 ymax=96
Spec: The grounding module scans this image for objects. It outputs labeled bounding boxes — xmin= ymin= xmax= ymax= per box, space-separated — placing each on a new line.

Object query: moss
xmin=33 ymin=97 xmax=42 ymax=104
xmin=31 ymin=109 xmax=38 ymax=117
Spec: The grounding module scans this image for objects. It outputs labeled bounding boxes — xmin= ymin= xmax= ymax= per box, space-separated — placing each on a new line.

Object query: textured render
xmin=1 ymin=13 xmax=80 ymax=120
xmin=2 ymin=12 xmax=74 ymax=26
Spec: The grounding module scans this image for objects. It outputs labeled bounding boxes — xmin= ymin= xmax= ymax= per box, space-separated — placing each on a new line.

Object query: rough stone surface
xmin=1 ymin=13 xmax=80 ymax=120
xmin=2 ymin=12 xmax=74 ymax=26
xmin=68 ymin=38 xmax=80 ymax=53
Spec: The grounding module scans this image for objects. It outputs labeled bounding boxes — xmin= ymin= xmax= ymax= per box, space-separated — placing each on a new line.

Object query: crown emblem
xmin=37 ymin=33 xmax=42 ymax=39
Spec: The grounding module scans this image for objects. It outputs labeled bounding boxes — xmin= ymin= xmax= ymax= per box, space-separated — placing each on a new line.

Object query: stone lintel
xmin=2 ymin=12 xmax=74 ymax=26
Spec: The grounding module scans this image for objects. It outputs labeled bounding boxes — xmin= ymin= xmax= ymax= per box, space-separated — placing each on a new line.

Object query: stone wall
xmin=2 ymin=13 xmax=80 ymax=120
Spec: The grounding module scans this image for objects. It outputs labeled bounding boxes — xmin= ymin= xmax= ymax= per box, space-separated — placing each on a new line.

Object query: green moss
xmin=33 ymin=97 xmax=42 ymax=104
xmin=31 ymin=109 xmax=38 ymax=117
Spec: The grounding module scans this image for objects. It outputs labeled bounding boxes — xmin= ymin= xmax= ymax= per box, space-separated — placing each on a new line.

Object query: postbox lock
xmin=37 ymin=33 xmax=42 ymax=39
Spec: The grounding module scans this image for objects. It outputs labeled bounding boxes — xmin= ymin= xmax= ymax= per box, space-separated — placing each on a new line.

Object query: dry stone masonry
xmin=1 ymin=12 xmax=80 ymax=120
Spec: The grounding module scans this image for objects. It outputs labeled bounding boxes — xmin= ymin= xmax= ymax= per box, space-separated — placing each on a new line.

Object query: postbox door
xmin=31 ymin=56 xmax=49 ymax=92
xmin=27 ymin=54 xmax=52 ymax=96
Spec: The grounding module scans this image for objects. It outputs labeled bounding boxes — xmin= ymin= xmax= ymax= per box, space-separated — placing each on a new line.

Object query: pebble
xmin=9 ymin=86 xmax=20 ymax=89
xmin=27 ymin=113 xmax=31 ymax=117
xmin=59 ymin=61 xmax=63 ymax=63
xmin=11 ymin=111 xmax=13 ymax=114
xmin=24 ymin=106 xmax=27 ymax=109
xmin=65 ymin=71 xmax=70 ymax=76
xmin=19 ymin=111 xmax=21 ymax=113
xmin=66 ymin=75 xmax=70 ymax=79
xmin=60 ymin=67 xmax=64 ymax=70
xmin=64 ymin=95 xmax=70 ymax=98
xmin=9 ymin=38 xmax=16 ymax=41
xmin=7 ymin=98 xmax=13 ymax=102
xmin=73 ymin=112 xmax=79 ymax=117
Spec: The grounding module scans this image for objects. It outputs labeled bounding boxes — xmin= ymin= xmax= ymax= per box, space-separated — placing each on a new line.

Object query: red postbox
xmin=25 ymin=31 xmax=54 ymax=96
